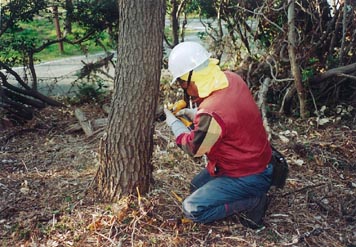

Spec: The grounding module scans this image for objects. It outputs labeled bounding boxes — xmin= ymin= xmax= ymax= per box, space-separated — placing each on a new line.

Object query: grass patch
xmin=2 ymin=18 xmax=113 ymax=64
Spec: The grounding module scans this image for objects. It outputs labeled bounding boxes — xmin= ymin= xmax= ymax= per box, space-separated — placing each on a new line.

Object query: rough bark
xmin=93 ymin=0 xmax=165 ymax=201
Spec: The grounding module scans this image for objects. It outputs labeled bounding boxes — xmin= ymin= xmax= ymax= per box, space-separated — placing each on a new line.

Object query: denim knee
xmin=182 ymin=198 xmax=197 ymax=219
xmin=190 ymin=168 xmax=213 ymax=193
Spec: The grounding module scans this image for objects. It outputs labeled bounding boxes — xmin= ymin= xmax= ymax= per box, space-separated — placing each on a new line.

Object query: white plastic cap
xmin=168 ymin=42 xmax=211 ymax=84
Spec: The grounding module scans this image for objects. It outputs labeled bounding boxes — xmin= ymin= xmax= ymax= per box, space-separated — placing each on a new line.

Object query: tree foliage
xmin=70 ymin=0 xmax=118 ymax=38
xmin=1 ymin=0 xmax=355 ymax=124
xmin=176 ymin=0 xmax=356 ymax=116
xmin=0 ymin=0 xmax=47 ymax=65
xmin=0 ymin=0 xmax=118 ymax=123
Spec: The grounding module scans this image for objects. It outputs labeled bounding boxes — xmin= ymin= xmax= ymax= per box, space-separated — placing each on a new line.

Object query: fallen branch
xmin=310 ymin=62 xmax=356 ymax=83
xmin=66 ymin=118 xmax=108 ymax=133
xmin=79 ymin=53 xmax=114 ymax=79
xmin=282 ymin=182 xmax=326 ymax=197
xmin=282 ymin=228 xmax=324 ymax=246
xmin=74 ymin=108 xmax=94 ymax=137
xmin=308 ymin=193 xmax=333 ymax=213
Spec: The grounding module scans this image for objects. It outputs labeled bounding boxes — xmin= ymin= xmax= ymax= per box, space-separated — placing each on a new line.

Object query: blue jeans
xmin=182 ymin=164 xmax=273 ymax=223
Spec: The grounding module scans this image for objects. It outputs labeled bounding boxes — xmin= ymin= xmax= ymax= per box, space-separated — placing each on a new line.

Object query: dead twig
xmin=94 ymin=230 xmax=117 ymax=246
xmin=282 ymin=183 xmax=326 ymax=196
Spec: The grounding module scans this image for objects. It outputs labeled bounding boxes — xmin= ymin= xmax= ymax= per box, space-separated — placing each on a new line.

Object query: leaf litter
xmin=0 ymin=102 xmax=355 ymax=247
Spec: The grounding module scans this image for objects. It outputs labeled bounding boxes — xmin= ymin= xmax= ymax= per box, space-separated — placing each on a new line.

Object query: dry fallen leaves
xmin=0 ymin=104 xmax=355 ymax=247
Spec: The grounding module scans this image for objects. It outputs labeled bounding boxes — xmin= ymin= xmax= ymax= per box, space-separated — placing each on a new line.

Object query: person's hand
xmin=164 ymin=108 xmax=178 ymax=126
xmin=164 ymin=108 xmax=190 ymax=137
xmin=175 ymin=108 xmax=197 ymax=121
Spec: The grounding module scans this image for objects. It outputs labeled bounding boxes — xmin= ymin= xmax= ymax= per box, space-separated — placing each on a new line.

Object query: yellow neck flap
xmin=180 ymin=58 xmax=228 ymax=98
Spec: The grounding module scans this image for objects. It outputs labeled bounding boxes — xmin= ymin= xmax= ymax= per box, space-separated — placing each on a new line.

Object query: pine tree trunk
xmin=94 ymin=0 xmax=165 ymax=201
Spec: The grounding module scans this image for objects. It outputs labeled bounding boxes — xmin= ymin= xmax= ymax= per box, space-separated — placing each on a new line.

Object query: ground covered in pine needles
xmin=0 ymin=102 xmax=355 ymax=247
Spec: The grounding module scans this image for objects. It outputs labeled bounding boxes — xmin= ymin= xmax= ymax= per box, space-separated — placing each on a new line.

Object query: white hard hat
xmin=168 ymin=41 xmax=211 ymax=84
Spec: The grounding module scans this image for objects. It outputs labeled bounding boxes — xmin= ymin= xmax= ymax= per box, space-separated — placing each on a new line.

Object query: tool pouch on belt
xmin=270 ymin=146 xmax=289 ymax=189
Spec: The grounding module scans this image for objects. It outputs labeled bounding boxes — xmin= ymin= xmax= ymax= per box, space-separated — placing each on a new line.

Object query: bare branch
xmin=336 ymin=73 xmax=356 ymax=80
xmin=258 ymin=77 xmax=271 ymax=140
xmin=231 ymin=5 xmax=285 ymax=33
xmin=311 ymin=62 xmax=356 ymax=83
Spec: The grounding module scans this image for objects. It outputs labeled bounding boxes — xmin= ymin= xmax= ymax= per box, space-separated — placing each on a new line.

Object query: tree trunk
xmin=180 ymin=12 xmax=187 ymax=42
xmin=65 ymin=0 xmax=73 ymax=34
xmin=93 ymin=0 xmax=165 ymax=201
xmin=171 ymin=0 xmax=179 ymax=47
xmin=279 ymin=84 xmax=296 ymax=116
xmin=288 ymin=0 xmax=307 ymax=118
xmin=28 ymin=52 xmax=38 ymax=90
xmin=339 ymin=0 xmax=348 ymax=65
xmin=53 ymin=5 xmax=64 ymax=53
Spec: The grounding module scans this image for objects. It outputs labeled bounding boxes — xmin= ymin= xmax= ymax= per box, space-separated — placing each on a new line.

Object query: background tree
xmin=93 ymin=0 xmax=166 ymax=200
xmin=52 ymin=4 xmax=64 ymax=53
xmin=287 ymin=0 xmax=306 ymax=118
xmin=64 ymin=0 xmax=74 ymax=34
xmin=165 ymin=0 xmax=196 ymax=48
xmin=0 ymin=0 xmax=118 ymax=123
xmin=1 ymin=0 xmax=355 ymax=125
xmin=195 ymin=0 xmax=356 ymax=117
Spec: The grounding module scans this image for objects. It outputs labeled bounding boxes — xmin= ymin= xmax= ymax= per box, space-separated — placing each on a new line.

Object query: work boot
xmin=239 ymin=194 xmax=268 ymax=229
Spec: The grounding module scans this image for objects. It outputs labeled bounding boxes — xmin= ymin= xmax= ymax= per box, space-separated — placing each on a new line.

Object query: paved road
xmin=9 ymin=52 xmax=116 ymax=96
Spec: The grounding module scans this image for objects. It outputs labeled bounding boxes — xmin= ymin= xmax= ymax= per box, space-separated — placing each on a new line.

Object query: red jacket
xmin=177 ymin=71 xmax=272 ymax=177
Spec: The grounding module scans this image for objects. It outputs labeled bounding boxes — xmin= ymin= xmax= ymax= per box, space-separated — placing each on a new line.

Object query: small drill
xmin=156 ymin=100 xmax=194 ymax=129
